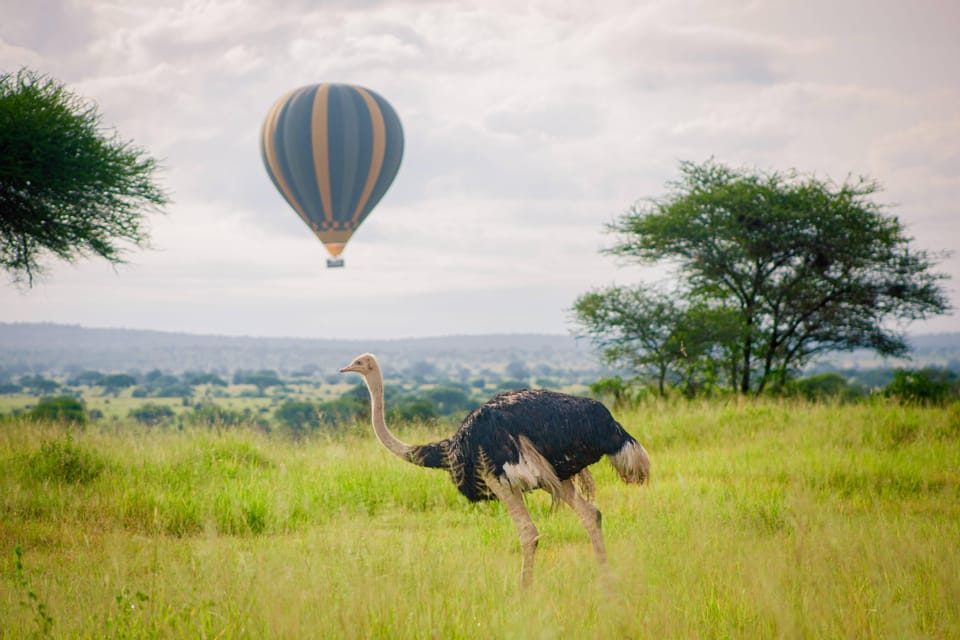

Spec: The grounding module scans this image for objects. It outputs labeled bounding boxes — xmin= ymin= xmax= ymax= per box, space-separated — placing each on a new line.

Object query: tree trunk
xmin=740 ymin=313 xmax=753 ymax=394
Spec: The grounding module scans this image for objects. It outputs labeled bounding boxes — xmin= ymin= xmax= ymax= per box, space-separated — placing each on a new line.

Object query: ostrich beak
xmin=340 ymin=353 xmax=375 ymax=375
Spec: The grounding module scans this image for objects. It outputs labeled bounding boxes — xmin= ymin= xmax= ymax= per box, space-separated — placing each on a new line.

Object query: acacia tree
xmin=671 ymin=301 xmax=743 ymax=394
xmin=0 ymin=69 xmax=168 ymax=285
xmin=572 ymin=284 xmax=740 ymax=395
xmin=573 ymin=285 xmax=685 ymax=395
xmin=600 ymin=160 xmax=951 ymax=394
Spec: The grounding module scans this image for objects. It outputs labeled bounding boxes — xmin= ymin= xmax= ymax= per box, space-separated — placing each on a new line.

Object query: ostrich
xmin=340 ymin=353 xmax=650 ymax=587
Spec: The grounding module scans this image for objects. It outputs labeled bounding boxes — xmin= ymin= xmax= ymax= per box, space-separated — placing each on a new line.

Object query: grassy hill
xmin=1 ymin=399 xmax=958 ymax=637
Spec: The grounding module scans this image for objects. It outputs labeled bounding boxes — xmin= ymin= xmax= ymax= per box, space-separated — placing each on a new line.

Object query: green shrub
xmin=19 ymin=375 xmax=60 ymax=394
xmin=389 ymin=398 xmax=438 ymax=423
xmin=25 ymin=437 xmax=106 ymax=484
xmin=187 ymin=402 xmax=248 ymax=429
xmin=315 ymin=397 xmax=363 ymax=430
xmin=274 ymin=399 xmax=320 ymax=437
xmin=26 ymin=396 xmax=87 ymax=425
xmin=589 ymin=376 xmax=636 ymax=409
xmin=129 ymin=403 xmax=176 ymax=426
xmin=884 ymin=368 xmax=954 ymax=405
xmin=791 ymin=372 xmax=865 ymax=402
xmin=423 ymin=386 xmax=473 ymax=415
xmin=101 ymin=373 xmax=137 ymax=394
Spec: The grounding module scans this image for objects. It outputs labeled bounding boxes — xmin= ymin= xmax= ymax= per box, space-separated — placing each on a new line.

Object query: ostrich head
xmin=339 ymin=353 xmax=380 ymax=377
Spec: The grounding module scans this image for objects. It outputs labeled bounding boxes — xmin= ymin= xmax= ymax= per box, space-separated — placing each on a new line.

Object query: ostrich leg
xmin=558 ymin=478 xmax=607 ymax=566
xmin=483 ymin=474 xmax=539 ymax=588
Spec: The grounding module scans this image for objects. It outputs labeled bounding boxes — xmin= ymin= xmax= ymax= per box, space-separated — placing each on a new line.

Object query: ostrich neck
xmin=365 ymin=371 xmax=414 ymax=460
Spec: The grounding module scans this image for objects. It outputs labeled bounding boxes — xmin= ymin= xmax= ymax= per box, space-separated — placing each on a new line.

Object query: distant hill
xmin=0 ymin=323 xmax=598 ymax=377
xmin=1 ymin=323 xmax=957 ymax=377
xmin=811 ymin=332 xmax=960 ymax=372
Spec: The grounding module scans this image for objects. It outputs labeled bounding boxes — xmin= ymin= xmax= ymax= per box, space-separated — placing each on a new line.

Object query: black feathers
xmin=407 ymin=441 xmax=446 ymax=469
xmin=412 ymin=389 xmax=639 ymax=502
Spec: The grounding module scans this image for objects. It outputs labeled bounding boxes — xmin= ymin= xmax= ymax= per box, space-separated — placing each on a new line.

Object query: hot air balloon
xmin=260 ymin=84 xmax=404 ymax=267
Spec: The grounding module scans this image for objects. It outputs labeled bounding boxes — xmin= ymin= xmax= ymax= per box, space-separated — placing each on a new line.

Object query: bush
xmin=129 ymin=403 xmax=176 ymax=426
xmin=19 ymin=375 xmax=60 ymax=394
xmin=315 ymin=397 xmax=364 ymax=430
xmin=274 ymin=400 xmax=321 ymax=438
xmin=151 ymin=382 xmax=194 ymax=398
xmin=233 ymin=370 xmax=285 ymax=394
xmin=791 ymin=373 xmax=865 ymax=402
xmin=25 ymin=437 xmax=106 ymax=484
xmin=67 ymin=370 xmax=104 ymax=386
xmin=102 ymin=374 xmax=137 ymax=395
xmin=26 ymin=396 xmax=87 ymax=425
xmin=388 ymin=398 xmax=438 ymax=423
xmin=884 ymin=368 xmax=955 ymax=405
xmin=589 ymin=376 xmax=636 ymax=409
xmin=422 ymin=386 xmax=473 ymax=415
xmin=187 ymin=402 xmax=250 ymax=429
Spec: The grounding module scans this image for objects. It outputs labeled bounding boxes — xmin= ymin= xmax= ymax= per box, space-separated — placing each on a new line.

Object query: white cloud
xmin=1 ymin=0 xmax=957 ymax=338
xmin=0 ymin=37 xmax=43 ymax=70
xmin=871 ymin=118 xmax=960 ymax=181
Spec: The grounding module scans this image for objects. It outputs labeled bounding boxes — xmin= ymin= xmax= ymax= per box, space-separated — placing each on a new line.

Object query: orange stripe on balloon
xmin=262 ymin=89 xmax=313 ymax=228
xmin=310 ymin=85 xmax=335 ymax=225
xmin=351 ymin=87 xmax=386 ymax=224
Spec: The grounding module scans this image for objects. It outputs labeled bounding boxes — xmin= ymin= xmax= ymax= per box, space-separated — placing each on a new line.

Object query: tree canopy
xmin=0 ymin=69 xmax=168 ymax=285
xmin=573 ymin=285 xmax=742 ymax=396
xmin=574 ymin=160 xmax=951 ymax=395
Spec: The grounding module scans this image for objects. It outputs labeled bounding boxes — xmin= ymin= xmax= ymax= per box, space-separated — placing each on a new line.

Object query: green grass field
xmin=2 ymin=399 xmax=958 ymax=638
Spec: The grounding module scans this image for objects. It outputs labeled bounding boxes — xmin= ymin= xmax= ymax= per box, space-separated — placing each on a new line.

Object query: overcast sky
xmin=2 ymin=0 xmax=957 ymax=340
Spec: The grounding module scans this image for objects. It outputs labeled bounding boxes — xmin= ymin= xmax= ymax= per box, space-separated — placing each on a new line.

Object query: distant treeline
xmin=0 ymin=360 xmax=581 ymax=399
xmin=3 ymin=323 xmax=959 ymax=380
xmin=8 ymin=364 xmax=959 ymax=440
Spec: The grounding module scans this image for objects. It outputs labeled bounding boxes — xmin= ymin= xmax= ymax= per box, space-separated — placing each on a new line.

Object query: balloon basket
xmin=326 ymin=258 xmax=345 ymax=268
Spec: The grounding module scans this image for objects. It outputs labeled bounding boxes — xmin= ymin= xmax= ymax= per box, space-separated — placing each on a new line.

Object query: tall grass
xmin=1 ymin=399 xmax=958 ymax=638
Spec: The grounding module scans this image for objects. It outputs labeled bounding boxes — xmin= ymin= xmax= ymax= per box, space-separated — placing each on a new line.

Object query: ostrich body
xmin=340 ymin=353 xmax=650 ymax=586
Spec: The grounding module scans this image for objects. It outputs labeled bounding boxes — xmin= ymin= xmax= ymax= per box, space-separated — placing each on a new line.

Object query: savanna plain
xmin=2 ymin=399 xmax=958 ymax=639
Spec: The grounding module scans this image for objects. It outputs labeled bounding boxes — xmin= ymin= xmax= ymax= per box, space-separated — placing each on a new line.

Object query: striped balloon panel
xmin=260 ymin=84 xmax=404 ymax=256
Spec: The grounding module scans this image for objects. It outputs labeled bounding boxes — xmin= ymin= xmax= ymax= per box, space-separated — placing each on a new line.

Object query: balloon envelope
xmin=260 ymin=84 xmax=404 ymax=259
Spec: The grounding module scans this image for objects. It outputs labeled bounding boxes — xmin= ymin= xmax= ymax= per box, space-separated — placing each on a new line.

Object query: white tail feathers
xmin=609 ymin=440 xmax=650 ymax=485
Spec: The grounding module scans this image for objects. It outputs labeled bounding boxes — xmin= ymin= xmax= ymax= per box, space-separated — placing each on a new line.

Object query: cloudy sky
xmin=1 ymin=0 xmax=957 ymax=339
